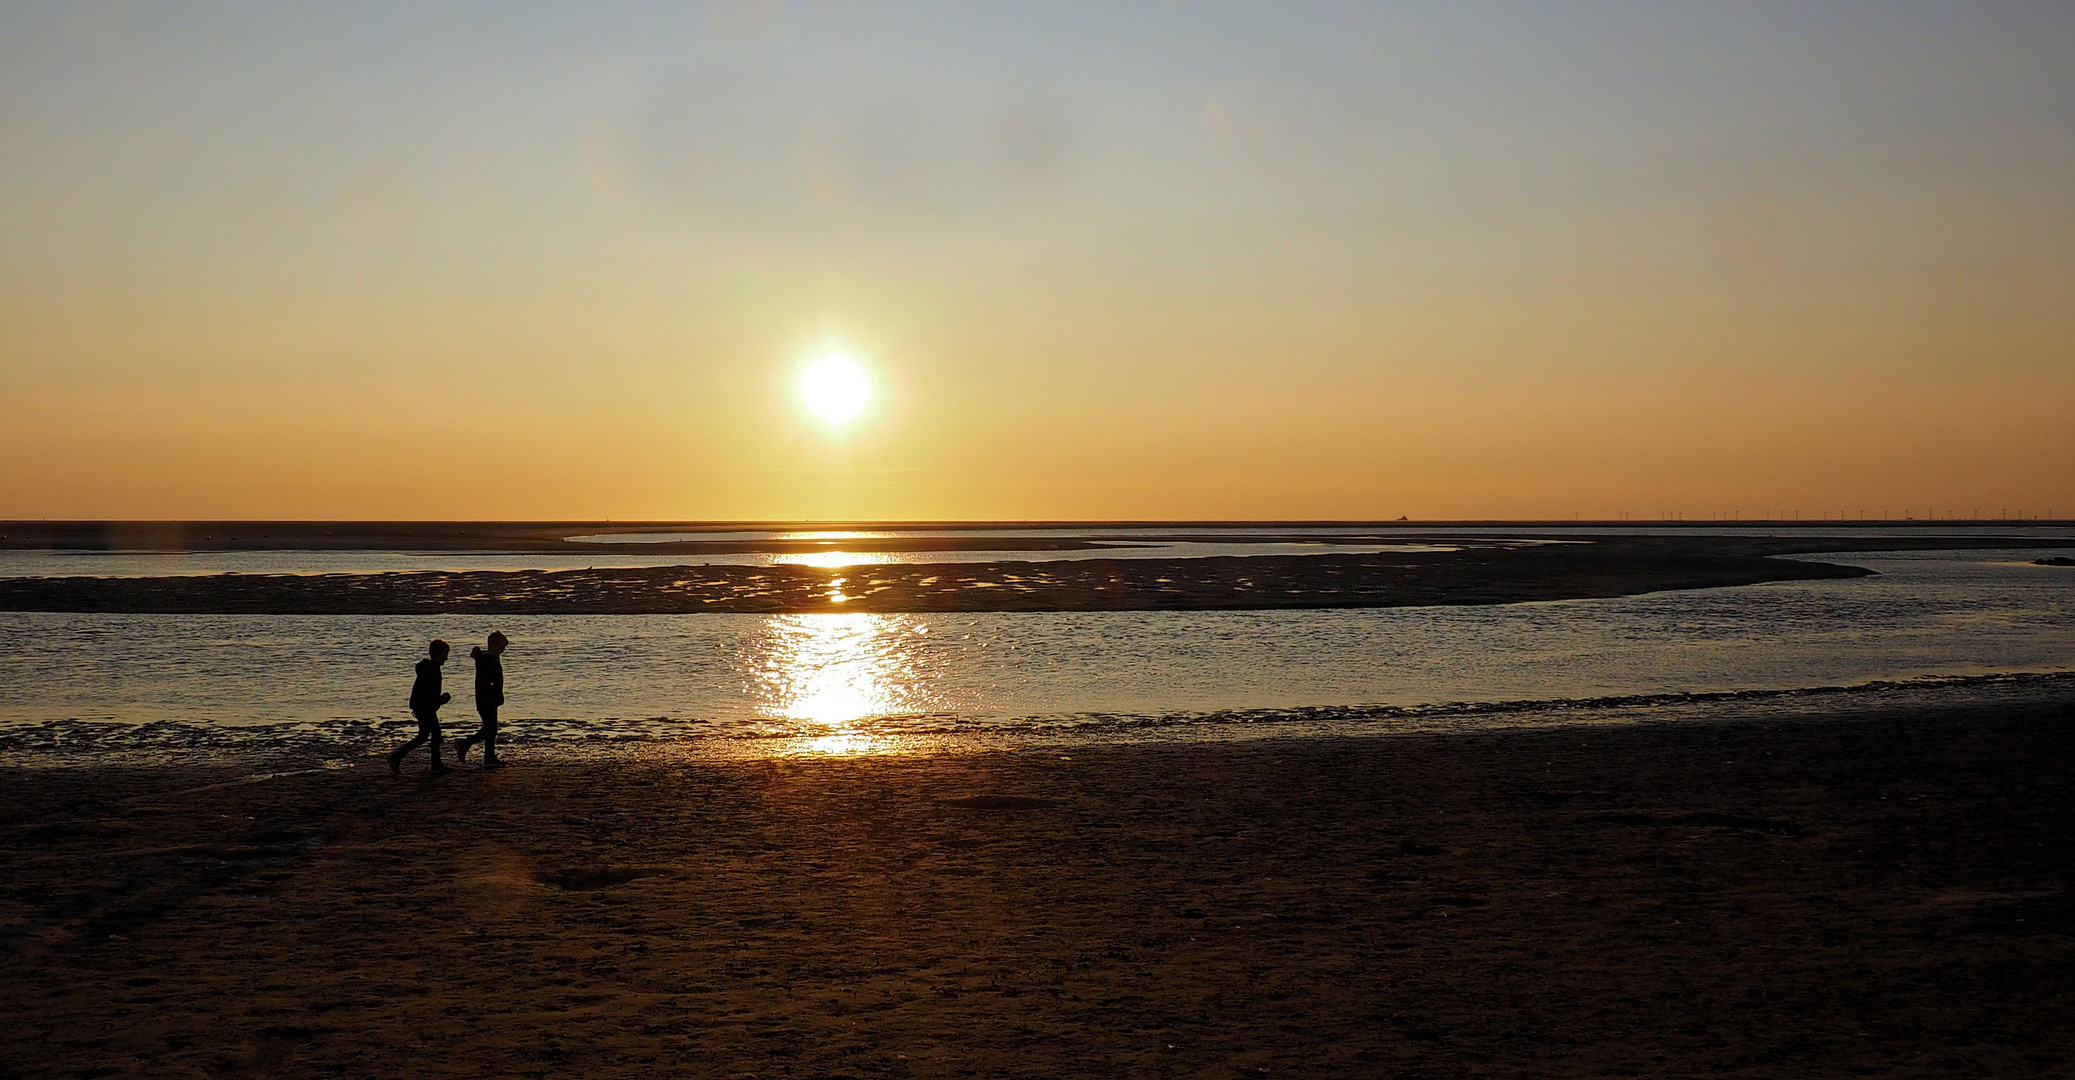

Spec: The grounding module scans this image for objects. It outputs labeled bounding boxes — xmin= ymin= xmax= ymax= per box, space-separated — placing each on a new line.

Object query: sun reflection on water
xmin=753 ymin=612 xmax=924 ymax=754
xmin=805 ymin=731 xmax=879 ymax=755
xmin=771 ymin=550 xmax=897 ymax=568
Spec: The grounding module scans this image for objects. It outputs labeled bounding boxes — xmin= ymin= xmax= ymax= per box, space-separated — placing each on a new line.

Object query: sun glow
xmin=798 ymin=352 xmax=872 ymax=426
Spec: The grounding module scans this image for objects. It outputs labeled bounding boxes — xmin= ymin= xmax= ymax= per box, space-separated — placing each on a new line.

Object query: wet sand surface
xmin=8 ymin=525 xmax=2066 ymax=616
xmin=4 ymin=703 xmax=2072 ymax=1078
xmin=0 ymin=539 xmax=1880 ymax=614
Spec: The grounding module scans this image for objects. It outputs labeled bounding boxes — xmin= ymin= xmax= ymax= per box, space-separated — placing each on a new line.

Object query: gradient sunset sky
xmin=3 ymin=2 xmax=2071 ymax=521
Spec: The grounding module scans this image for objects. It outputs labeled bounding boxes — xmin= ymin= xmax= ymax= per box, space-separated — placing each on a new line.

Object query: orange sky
xmin=3 ymin=3 xmax=2071 ymax=521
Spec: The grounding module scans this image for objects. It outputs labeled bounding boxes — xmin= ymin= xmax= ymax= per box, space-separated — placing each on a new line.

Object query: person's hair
xmin=488 ymin=630 xmax=508 ymax=648
xmin=428 ymin=638 xmax=450 ymax=658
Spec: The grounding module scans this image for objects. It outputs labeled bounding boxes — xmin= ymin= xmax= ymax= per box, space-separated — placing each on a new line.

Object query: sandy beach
xmin=4 ymin=700 xmax=2071 ymax=1078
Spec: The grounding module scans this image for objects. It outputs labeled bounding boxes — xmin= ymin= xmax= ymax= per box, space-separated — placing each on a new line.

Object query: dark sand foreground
xmin=5 ymin=705 xmax=2073 ymax=1078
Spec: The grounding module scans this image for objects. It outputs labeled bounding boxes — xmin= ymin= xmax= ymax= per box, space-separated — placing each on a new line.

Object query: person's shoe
xmin=454 ymin=740 xmax=470 ymax=764
xmin=387 ymin=753 xmax=402 ymax=775
xmin=481 ymin=758 xmax=504 ymax=771
xmin=429 ymin=763 xmax=453 ymax=775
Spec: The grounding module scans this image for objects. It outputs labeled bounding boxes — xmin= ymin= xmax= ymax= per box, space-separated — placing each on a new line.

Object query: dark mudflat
xmin=3 ymin=698 xmax=2071 ymax=1077
xmin=0 ymin=535 xmax=1903 ymax=614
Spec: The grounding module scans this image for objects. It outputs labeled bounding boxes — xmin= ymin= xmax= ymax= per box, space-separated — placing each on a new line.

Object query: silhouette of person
xmin=455 ymin=631 xmax=508 ymax=769
xmin=388 ymin=639 xmax=452 ymax=775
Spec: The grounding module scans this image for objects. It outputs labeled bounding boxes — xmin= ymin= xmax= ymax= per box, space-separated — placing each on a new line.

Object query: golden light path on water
xmin=752 ymin=612 xmax=930 ymax=755
xmin=772 ymin=550 xmax=896 ymax=569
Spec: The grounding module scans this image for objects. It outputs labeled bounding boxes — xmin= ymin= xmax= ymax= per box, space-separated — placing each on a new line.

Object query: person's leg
xmin=481 ymin=707 xmax=500 ymax=766
xmin=427 ymin=717 xmax=449 ymax=772
xmin=457 ymin=706 xmax=492 ymax=763
xmin=388 ymin=716 xmax=431 ymax=773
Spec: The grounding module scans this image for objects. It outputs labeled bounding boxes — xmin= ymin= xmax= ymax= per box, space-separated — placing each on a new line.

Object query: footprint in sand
xmin=943 ymin=796 xmax=1062 ymax=811
xmin=533 ymin=867 xmax=670 ymax=891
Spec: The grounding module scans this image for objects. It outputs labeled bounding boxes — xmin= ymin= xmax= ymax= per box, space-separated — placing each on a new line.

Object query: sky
xmin=2 ymin=1 xmax=2072 ymax=522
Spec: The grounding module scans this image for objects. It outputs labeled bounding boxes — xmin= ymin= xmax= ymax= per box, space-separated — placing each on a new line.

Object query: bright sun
xmin=800 ymin=352 xmax=871 ymax=426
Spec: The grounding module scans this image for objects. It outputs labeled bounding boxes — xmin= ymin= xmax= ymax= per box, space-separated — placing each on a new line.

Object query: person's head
xmin=428 ymin=639 xmax=450 ymax=663
xmin=487 ymin=630 xmax=508 ymax=655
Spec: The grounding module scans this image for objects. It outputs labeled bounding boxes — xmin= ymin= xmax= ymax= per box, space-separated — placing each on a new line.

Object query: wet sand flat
xmin=0 ymin=539 xmax=1878 ymax=614
xmin=4 ymin=704 xmax=2073 ymax=1078
xmin=8 ymin=528 xmax=2067 ymax=616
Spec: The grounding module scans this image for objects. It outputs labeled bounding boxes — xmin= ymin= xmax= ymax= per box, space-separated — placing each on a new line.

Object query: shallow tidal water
xmin=2 ymin=546 xmax=2071 ymax=760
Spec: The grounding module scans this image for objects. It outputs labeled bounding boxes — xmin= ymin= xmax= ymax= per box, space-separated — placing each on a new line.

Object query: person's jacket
xmin=409 ymin=657 xmax=443 ymax=714
xmin=472 ymin=648 xmax=504 ymax=709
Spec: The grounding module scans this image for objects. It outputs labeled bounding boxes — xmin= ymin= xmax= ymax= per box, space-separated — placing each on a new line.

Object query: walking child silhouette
xmin=455 ymin=631 xmax=508 ymax=769
xmin=388 ymin=639 xmax=452 ymax=775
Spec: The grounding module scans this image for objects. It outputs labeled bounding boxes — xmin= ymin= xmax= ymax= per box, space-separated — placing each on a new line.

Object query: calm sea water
xmin=2 ymin=544 xmax=2071 ymax=759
